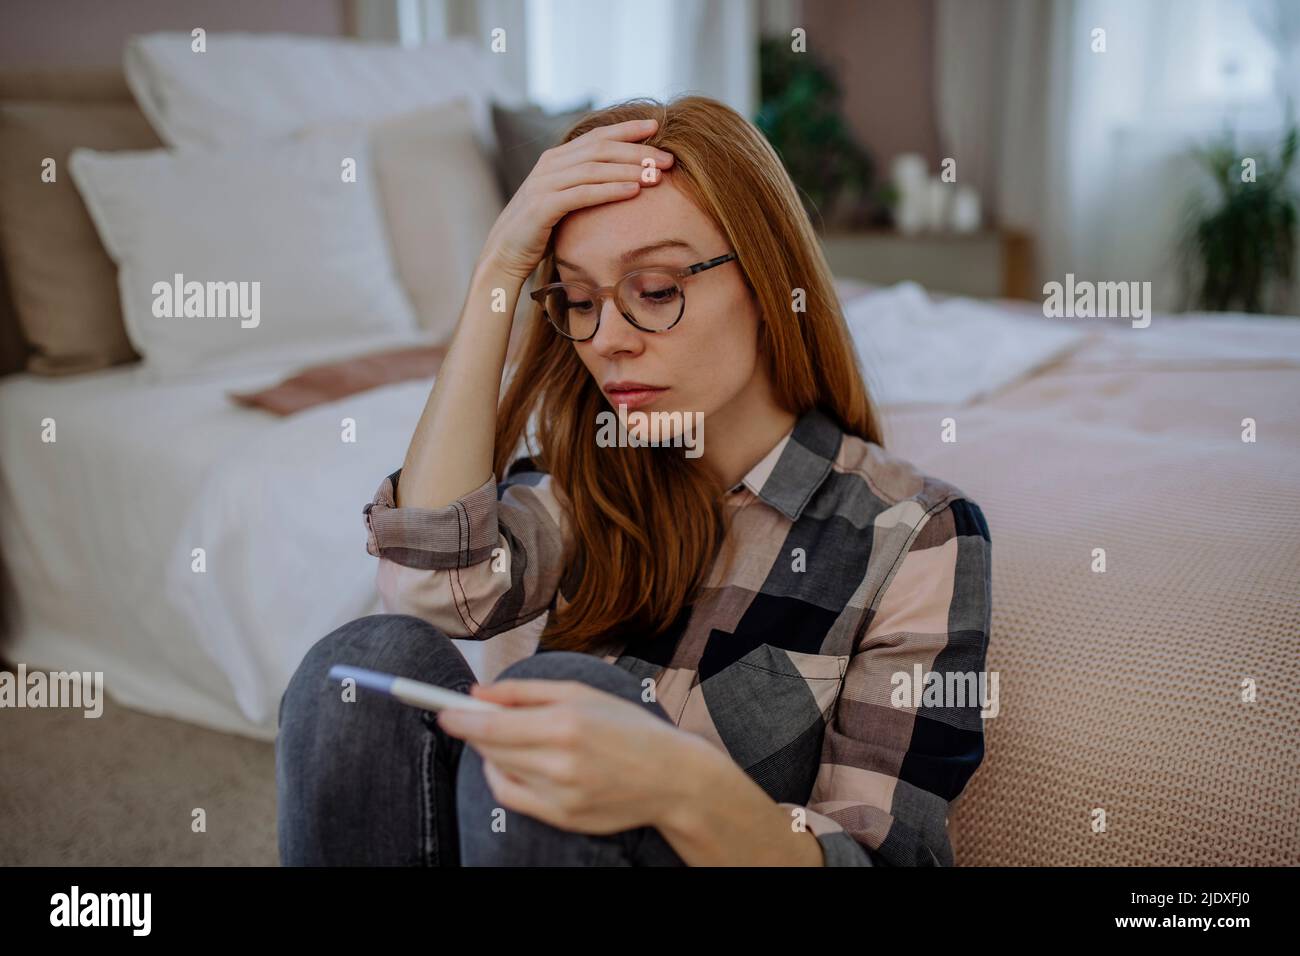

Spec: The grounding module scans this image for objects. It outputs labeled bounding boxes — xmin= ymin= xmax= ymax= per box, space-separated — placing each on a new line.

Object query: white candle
xmin=950 ymin=185 xmax=982 ymax=233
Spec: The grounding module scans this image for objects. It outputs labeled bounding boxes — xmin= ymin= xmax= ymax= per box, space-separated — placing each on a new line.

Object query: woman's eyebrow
xmin=555 ymin=239 xmax=699 ymax=276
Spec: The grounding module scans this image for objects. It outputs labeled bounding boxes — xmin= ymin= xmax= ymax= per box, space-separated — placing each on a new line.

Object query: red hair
xmin=495 ymin=95 xmax=883 ymax=653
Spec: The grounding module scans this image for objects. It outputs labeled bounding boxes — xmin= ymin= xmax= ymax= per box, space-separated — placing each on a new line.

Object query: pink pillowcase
xmin=229 ymin=344 xmax=447 ymax=416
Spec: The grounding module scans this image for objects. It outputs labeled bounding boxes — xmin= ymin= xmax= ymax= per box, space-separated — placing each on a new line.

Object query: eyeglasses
xmin=529 ymin=252 xmax=739 ymax=342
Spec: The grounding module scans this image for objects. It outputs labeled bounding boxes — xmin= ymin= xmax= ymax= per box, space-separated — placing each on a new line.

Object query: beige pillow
xmin=0 ymin=101 xmax=160 ymax=375
xmin=333 ymin=99 xmax=505 ymax=345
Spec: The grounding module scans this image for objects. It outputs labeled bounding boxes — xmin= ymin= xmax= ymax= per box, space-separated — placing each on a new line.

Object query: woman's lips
xmin=604 ymin=385 xmax=669 ymax=411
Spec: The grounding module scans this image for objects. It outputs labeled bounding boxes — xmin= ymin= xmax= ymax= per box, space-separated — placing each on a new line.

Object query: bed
xmin=0 ymin=354 xmax=551 ymax=739
xmin=0 ymin=47 xmax=538 ymax=740
xmin=879 ymin=306 xmax=1300 ymax=866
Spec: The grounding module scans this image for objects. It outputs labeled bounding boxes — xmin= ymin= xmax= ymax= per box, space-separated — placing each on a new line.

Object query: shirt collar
xmin=727 ymin=407 xmax=843 ymax=521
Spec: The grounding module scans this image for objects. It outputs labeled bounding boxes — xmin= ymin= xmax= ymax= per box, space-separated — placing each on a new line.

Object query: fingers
xmin=534 ymin=119 xmax=674 ymax=199
xmin=573 ymin=139 xmax=675 ymax=170
xmin=438 ymin=702 xmax=573 ymax=747
xmin=539 ymin=181 xmax=643 ymax=220
xmin=540 ymin=159 xmax=667 ymax=194
xmin=570 ymin=116 xmax=661 ymax=148
xmin=473 ymin=740 xmax=568 ymax=778
xmin=471 ymin=678 xmax=585 ymax=706
xmin=482 ymin=755 xmax=574 ymax=816
xmin=481 ymin=758 xmax=543 ymax=812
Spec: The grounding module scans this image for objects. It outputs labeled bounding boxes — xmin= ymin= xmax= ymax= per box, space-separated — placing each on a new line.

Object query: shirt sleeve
xmin=361 ymin=458 xmax=569 ymax=639
xmin=778 ymin=495 xmax=993 ymax=866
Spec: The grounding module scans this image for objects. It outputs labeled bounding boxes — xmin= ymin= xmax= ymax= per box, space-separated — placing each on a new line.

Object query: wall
xmin=0 ymin=0 xmax=943 ymax=186
xmin=801 ymin=0 xmax=942 ymax=171
xmin=0 ymin=0 xmax=349 ymax=69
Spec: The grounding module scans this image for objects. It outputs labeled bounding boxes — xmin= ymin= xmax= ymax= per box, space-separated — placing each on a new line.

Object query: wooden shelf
xmin=817 ymin=228 xmax=1034 ymax=300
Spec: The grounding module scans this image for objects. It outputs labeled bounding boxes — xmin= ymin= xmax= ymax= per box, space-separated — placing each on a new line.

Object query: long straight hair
xmin=495 ymin=95 xmax=883 ymax=653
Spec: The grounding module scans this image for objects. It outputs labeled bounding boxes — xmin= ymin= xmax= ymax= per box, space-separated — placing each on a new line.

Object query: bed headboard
xmin=0 ymin=68 xmax=135 ymax=376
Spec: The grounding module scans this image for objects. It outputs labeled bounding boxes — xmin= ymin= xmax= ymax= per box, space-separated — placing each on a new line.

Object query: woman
xmin=277 ymin=95 xmax=992 ymax=867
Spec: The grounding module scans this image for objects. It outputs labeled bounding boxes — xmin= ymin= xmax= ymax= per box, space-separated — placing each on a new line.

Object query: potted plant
xmin=1178 ymin=116 xmax=1298 ymax=314
xmin=754 ymin=36 xmax=885 ymax=231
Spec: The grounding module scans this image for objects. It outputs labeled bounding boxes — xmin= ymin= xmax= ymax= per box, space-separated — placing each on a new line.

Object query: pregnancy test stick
xmin=328 ymin=665 xmax=504 ymax=713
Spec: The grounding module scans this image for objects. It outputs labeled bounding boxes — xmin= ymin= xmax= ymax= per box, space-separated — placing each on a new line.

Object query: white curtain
xmin=936 ymin=0 xmax=1297 ymax=311
xmin=524 ymin=0 xmax=758 ymax=115
xmin=356 ymin=0 xmax=760 ymax=116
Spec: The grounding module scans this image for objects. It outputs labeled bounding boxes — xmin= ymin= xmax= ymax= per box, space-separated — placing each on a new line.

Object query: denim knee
xmin=276 ymin=614 xmax=474 ymax=866
xmin=278 ymin=613 xmax=472 ymax=733
xmin=495 ymin=650 xmax=672 ymax=723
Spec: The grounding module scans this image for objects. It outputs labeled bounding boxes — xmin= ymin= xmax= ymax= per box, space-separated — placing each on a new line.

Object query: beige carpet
xmin=0 ymin=667 xmax=277 ymax=865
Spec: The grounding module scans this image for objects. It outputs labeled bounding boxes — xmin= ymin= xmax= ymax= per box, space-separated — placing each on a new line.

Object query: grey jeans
xmin=276 ymin=613 xmax=688 ymax=866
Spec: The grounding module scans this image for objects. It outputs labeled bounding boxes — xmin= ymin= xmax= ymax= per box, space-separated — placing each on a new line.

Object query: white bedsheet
xmin=843 ymin=281 xmax=1092 ymax=406
xmin=0 ymin=357 xmax=528 ymax=740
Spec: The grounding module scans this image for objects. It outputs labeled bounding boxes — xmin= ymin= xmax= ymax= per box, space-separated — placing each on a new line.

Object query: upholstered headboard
xmin=0 ymin=68 xmax=137 ymax=376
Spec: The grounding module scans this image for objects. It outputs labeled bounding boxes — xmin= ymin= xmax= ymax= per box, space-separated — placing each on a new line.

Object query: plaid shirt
xmin=363 ymin=407 xmax=992 ymax=866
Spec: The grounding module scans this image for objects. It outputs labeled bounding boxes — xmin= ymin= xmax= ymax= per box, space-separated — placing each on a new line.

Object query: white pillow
xmin=69 ymin=128 xmax=419 ymax=380
xmin=124 ymin=32 xmax=524 ymax=152
xmin=307 ymin=100 xmax=504 ymax=344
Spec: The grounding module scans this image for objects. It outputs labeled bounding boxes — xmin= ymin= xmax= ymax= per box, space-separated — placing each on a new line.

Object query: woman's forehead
xmin=553 ymin=173 xmax=722 ymax=275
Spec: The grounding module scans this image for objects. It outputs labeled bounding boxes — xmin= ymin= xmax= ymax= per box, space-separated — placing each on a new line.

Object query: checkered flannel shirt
xmin=363 ymin=406 xmax=992 ymax=866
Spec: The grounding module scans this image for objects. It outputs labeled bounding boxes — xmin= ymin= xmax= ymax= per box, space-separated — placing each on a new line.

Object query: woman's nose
xmin=589 ymin=296 xmax=643 ymax=357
